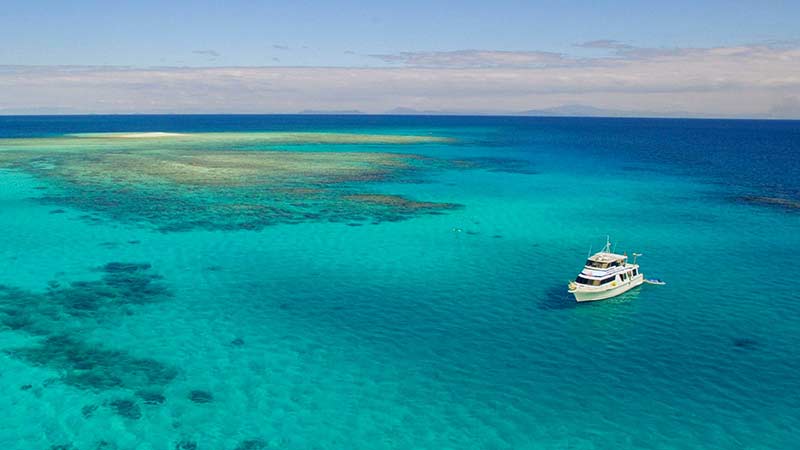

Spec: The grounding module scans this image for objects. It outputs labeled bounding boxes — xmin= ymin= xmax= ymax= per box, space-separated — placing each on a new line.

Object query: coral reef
xmin=0 ymin=132 xmax=465 ymax=231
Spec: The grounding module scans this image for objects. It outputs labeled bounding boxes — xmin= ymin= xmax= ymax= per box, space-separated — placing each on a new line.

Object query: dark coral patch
xmin=49 ymin=209 xmax=66 ymax=214
xmin=188 ymin=390 xmax=214 ymax=403
xmin=0 ymin=285 xmax=56 ymax=335
xmin=738 ymin=195 xmax=800 ymax=212
xmin=109 ymin=398 xmax=142 ymax=420
xmin=136 ymin=389 xmax=166 ymax=405
xmin=230 ymin=337 xmax=245 ymax=347
xmin=234 ymin=439 xmax=268 ymax=450
xmin=342 ymin=193 xmax=461 ymax=223
xmin=101 ymin=262 xmax=152 ymax=273
xmin=7 ymin=334 xmax=177 ymax=392
xmin=82 ymin=404 xmax=99 ymax=418
xmin=450 ymin=157 xmax=538 ymax=175
xmin=175 ymin=440 xmax=198 ymax=450
xmin=0 ymin=262 xmax=171 ymax=323
xmin=733 ymin=338 xmax=759 ymax=349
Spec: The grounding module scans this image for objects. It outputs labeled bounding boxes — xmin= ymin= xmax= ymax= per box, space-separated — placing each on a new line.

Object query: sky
xmin=1 ymin=0 xmax=799 ymax=117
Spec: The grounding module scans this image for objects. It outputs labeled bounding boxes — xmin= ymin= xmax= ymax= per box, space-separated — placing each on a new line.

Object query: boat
xmin=568 ymin=237 xmax=644 ymax=302
xmin=644 ymin=278 xmax=666 ymax=285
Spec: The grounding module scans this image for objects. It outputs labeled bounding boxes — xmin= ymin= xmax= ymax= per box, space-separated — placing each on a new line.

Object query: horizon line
xmin=0 ymin=112 xmax=798 ymax=122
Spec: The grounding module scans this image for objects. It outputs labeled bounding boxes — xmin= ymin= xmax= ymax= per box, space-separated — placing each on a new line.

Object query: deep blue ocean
xmin=0 ymin=115 xmax=798 ymax=449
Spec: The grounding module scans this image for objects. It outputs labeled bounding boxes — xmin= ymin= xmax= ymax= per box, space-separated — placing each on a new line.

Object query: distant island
xmin=515 ymin=104 xmax=699 ymax=118
xmin=298 ymin=109 xmax=364 ymax=115
xmin=297 ymin=104 xmax=707 ymax=118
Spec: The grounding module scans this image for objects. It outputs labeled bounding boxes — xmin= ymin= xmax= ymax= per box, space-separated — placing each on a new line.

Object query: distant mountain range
xmin=515 ymin=104 xmax=699 ymax=118
xmin=298 ymin=109 xmax=364 ymax=115
xmin=290 ymin=104 xmax=791 ymax=119
xmin=384 ymin=107 xmax=477 ymax=115
xmin=384 ymin=104 xmax=703 ymax=118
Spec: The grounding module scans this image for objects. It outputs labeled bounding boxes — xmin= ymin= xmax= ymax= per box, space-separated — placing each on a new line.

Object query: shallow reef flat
xmin=0 ymin=132 xmax=466 ymax=232
xmin=0 ymin=132 xmax=452 ymax=168
xmin=52 ymin=150 xmax=423 ymax=186
xmin=69 ymin=131 xmax=453 ymax=144
xmin=0 ymin=131 xmax=451 ymax=154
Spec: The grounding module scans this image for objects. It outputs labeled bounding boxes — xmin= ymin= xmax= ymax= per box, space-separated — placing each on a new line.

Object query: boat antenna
xmin=603 ymin=235 xmax=611 ymax=253
xmin=587 ymin=244 xmax=593 ymax=258
xmin=633 ymin=252 xmax=643 ymax=265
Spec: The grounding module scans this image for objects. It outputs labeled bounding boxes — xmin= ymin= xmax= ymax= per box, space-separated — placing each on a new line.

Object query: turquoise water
xmin=0 ymin=115 xmax=798 ymax=449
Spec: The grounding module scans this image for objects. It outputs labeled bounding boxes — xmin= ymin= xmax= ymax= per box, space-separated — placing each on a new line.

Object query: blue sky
xmin=1 ymin=1 xmax=799 ymax=116
xmin=3 ymin=0 xmax=798 ymax=66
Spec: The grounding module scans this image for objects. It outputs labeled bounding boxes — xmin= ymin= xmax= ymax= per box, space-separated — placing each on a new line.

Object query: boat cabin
xmin=584 ymin=252 xmax=627 ymax=269
xmin=568 ymin=237 xmax=645 ymax=301
xmin=574 ymin=265 xmax=639 ymax=286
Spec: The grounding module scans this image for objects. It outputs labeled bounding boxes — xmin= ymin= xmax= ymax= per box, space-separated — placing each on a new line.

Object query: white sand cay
xmin=64 ymin=131 xmax=451 ymax=144
xmin=67 ymin=132 xmax=186 ymax=139
xmin=115 ymin=132 xmax=186 ymax=138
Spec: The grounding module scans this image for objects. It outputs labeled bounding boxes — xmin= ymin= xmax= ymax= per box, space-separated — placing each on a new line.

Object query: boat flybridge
xmin=568 ymin=237 xmax=644 ymax=302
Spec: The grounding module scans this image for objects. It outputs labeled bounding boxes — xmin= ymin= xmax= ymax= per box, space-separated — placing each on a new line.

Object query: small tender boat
xmin=644 ymin=278 xmax=666 ymax=285
xmin=568 ymin=237 xmax=644 ymax=302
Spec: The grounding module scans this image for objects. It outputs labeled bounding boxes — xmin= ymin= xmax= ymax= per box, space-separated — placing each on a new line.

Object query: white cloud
xmin=575 ymin=40 xmax=634 ymax=50
xmin=369 ymin=50 xmax=570 ymax=68
xmin=192 ymin=49 xmax=220 ymax=58
xmin=1 ymin=44 xmax=799 ymax=117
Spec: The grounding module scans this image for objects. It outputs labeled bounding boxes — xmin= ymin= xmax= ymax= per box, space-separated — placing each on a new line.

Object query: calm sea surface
xmin=0 ymin=115 xmax=798 ymax=449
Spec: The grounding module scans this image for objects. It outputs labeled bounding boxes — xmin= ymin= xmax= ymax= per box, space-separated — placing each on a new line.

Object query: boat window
xmin=575 ymin=276 xmax=601 ymax=286
xmin=575 ymin=276 xmax=616 ymax=286
xmin=585 ymin=260 xmax=610 ymax=269
xmin=587 ymin=259 xmax=625 ymax=269
xmin=632 ymin=269 xmax=638 ymax=276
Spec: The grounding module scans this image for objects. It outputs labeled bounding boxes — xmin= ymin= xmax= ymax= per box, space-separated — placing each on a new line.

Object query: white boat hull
xmin=570 ymin=275 xmax=644 ymax=302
